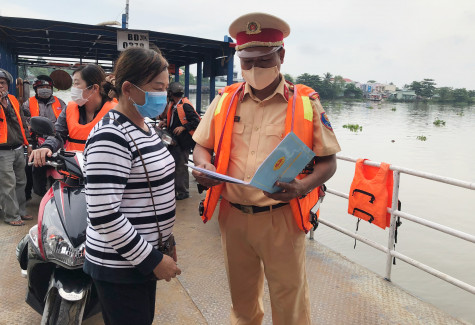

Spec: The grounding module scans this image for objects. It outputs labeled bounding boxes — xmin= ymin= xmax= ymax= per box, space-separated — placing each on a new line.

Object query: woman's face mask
xmin=71 ymin=85 xmax=93 ymax=106
xmin=241 ymin=66 xmax=280 ymax=90
xmin=129 ymin=84 xmax=168 ymax=118
xmin=37 ymin=87 xmax=53 ymax=99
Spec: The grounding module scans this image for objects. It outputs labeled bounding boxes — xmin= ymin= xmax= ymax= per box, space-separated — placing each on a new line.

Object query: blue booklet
xmin=188 ymin=131 xmax=315 ymax=193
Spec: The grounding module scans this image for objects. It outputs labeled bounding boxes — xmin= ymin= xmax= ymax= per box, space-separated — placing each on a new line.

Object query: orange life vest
xmin=348 ymin=159 xmax=394 ymax=229
xmin=0 ymin=94 xmax=29 ymax=146
xmin=65 ymin=100 xmax=116 ymax=151
xmin=166 ymin=97 xmax=200 ymax=136
xmin=201 ymin=82 xmax=321 ymax=232
xmin=29 ymin=96 xmax=63 ymax=119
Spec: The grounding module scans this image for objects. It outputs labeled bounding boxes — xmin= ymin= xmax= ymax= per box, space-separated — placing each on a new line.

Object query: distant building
xmin=389 ymin=90 xmax=417 ymax=101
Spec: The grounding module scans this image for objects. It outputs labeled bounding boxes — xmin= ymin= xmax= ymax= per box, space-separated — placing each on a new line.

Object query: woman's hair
xmin=113 ymin=47 xmax=168 ymax=97
xmin=72 ymin=64 xmax=112 ymax=102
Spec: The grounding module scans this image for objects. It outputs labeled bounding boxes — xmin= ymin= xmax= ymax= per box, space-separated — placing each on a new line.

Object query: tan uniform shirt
xmin=193 ymin=76 xmax=341 ymax=206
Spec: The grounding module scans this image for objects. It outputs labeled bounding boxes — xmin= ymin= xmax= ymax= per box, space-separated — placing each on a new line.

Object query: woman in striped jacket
xmin=83 ymin=47 xmax=180 ymax=325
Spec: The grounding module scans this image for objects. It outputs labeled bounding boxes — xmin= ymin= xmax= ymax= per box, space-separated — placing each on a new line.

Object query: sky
xmin=1 ymin=0 xmax=474 ymax=89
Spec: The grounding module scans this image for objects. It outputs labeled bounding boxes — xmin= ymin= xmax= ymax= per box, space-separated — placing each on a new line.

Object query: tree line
xmin=407 ymin=78 xmax=475 ymax=103
xmin=284 ymin=73 xmax=363 ymax=100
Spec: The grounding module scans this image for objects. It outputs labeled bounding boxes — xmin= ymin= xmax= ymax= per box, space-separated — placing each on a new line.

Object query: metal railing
xmin=310 ymin=155 xmax=475 ymax=295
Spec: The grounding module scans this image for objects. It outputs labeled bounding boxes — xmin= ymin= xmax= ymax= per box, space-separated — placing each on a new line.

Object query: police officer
xmin=22 ymin=75 xmax=67 ymax=198
xmin=0 ymin=68 xmax=33 ymax=226
xmin=162 ymin=82 xmax=200 ymax=200
xmin=192 ymin=13 xmax=341 ymax=324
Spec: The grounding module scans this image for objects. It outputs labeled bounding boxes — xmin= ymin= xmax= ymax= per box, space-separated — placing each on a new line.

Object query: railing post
xmin=385 ymin=170 xmax=400 ymax=281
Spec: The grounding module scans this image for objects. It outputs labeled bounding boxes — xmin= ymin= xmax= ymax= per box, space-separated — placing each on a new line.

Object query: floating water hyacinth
xmin=343 ymin=124 xmax=363 ymax=132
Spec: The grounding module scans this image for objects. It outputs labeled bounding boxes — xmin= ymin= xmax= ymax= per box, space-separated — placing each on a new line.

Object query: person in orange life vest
xmin=29 ymin=64 xmax=116 ymax=168
xmin=192 ymin=13 xmax=341 ymax=325
xmin=160 ymin=81 xmax=200 ymax=200
xmin=0 ymin=68 xmax=33 ymax=226
xmin=21 ymin=75 xmax=67 ymax=199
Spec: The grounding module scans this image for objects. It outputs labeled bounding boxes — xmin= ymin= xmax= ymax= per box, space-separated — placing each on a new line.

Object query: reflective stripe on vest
xmin=202 ymin=82 xmax=320 ymax=232
xmin=0 ymin=95 xmax=29 ymax=145
xmin=166 ymin=97 xmax=200 ymax=136
xmin=65 ymin=100 xmax=117 ymax=151
xmin=29 ymin=96 xmax=63 ymax=119
xmin=348 ymin=159 xmax=393 ymax=229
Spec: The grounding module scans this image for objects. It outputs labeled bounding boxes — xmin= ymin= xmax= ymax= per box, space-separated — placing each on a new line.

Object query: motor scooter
xmin=16 ymin=116 xmax=100 ymax=324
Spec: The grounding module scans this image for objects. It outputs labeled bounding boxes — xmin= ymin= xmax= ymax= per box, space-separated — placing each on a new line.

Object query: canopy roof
xmin=0 ymin=16 xmax=234 ymax=71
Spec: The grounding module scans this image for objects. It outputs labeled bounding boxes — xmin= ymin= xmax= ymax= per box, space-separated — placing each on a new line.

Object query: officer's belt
xmin=230 ymin=202 xmax=288 ymax=214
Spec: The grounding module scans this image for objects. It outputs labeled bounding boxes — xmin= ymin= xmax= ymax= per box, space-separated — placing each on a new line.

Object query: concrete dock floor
xmin=0 ymin=178 xmax=467 ymax=324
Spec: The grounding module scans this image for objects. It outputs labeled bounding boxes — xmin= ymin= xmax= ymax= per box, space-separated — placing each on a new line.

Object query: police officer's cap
xmin=229 ymin=12 xmax=290 ymax=59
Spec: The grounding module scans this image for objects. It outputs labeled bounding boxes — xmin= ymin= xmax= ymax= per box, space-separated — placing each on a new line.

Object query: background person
xmin=161 ymin=81 xmax=200 ymax=200
xmin=29 ymin=64 xmax=116 ymax=167
xmin=83 ymin=47 xmax=180 ymax=325
xmin=22 ymin=74 xmax=67 ymax=199
xmin=192 ymin=13 xmax=341 ymax=324
xmin=0 ymin=68 xmax=33 ymax=226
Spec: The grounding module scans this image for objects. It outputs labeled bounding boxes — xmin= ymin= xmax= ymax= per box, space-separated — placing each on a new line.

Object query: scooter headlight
xmin=44 ymin=226 xmax=85 ymax=267
xmin=41 ymin=200 xmax=85 ymax=267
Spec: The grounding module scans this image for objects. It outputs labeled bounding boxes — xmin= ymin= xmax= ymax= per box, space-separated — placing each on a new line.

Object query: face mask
xmin=241 ymin=66 xmax=280 ymax=90
xmin=71 ymin=85 xmax=93 ymax=106
xmin=130 ymin=84 xmax=168 ymax=118
xmin=37 ymin=88 xmax=53 ymax=99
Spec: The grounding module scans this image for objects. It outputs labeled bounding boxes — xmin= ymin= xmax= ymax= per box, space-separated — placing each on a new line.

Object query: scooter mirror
xmin=30 ymin=116 xmax=55 ymax=137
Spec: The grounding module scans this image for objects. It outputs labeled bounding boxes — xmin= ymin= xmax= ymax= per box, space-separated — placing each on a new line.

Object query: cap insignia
xmin=246 ymin=21 xmax=261 ymax=34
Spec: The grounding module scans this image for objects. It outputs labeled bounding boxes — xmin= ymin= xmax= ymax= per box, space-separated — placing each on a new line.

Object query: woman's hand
xmin=29 ymin=148 xmax=53 ymax=167
xmin=153 ymin=255 xmax=181 ymax=282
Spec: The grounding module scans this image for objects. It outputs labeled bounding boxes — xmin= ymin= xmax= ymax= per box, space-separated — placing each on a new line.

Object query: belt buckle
xmin=240 ymin=205 xmax=254 ymax=214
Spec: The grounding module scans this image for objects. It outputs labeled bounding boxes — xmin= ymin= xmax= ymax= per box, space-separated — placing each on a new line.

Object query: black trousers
xmin=168 ymin=145 xmax=190 ymax=196
xmin=94 ymin=279 xmax=157 ymax=325
xmin=24 ymin=164 xmax=33 ymax=199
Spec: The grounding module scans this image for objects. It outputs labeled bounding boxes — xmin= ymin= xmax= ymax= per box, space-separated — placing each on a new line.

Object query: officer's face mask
xmin=129 ymin=84 xmax=168 ymax=118
xmin=37 ymin=88 xmax=53 ymax=99
xmin=71 ymin=85 xmax=93 ymax=106
xmin=241 ymin=66 xmax=279 ymax=90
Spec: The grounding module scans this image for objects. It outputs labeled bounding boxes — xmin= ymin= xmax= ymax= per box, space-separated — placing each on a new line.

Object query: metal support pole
xmin=196 ymin=62 xmax=202 ymax=114
xmin=185 ymin=65 xmax=190 ymax=98
xmin=224 ymin=35 xmax=234 ymax=86
xmin=385 ymin=171 xmax=400 ymax=281
xmin=175 ymin=66 xmax=180 ymax=82
xmin=209 ymin=68 xmax=216 ymax=103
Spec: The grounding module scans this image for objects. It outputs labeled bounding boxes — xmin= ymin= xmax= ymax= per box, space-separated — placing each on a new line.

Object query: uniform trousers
xmin=0 ymin=147 xmax=27 ymax=222
xmin=218 ymin=199 xmax=311 ymax=325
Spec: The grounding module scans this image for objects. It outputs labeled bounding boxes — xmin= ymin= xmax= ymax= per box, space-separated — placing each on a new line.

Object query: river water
xmin=56 ymin=89 xmax=474 ymax=322
xmin=315 ymin=100 xmax=475 ymax=323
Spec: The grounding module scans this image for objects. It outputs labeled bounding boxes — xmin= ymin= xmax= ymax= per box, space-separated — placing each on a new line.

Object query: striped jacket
xmin=83 ymin=110 xmax=176 ymax=283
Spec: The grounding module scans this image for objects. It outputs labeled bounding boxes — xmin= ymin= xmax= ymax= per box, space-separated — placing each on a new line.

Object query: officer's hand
xmin=157 ymin=120 xmax=166 ymax=128
xmin=263 ymin=179 xmax=309 ymax=202
xmin=29 ymin=148 xmax=53 ymax=167
xmin=192 ymin=163 xmax=222 ymax=188
xmin=27 ymin=145 xmax=33 ymax=157
xmin=153 ymin=254 xmax=181 ymax=282
xmin=173 ymin=126 xmax=186 ymax=135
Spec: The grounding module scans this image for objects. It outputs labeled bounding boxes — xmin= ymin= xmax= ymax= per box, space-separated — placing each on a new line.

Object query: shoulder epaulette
xmin=309 ymin=92 xmax=320 ymax=100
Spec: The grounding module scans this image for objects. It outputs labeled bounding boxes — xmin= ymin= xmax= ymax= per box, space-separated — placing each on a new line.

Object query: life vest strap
xmin=67 ymin=137 xmax=86 ymax=144
xmin=351 ymin=208 xmax=374 ymax=223
xmin=352 ymin=189 xmax=376 ymax=203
